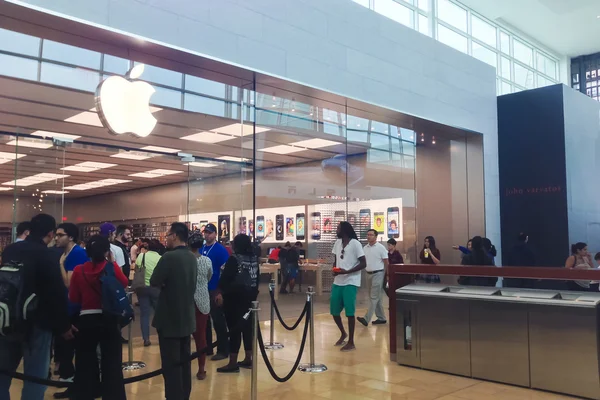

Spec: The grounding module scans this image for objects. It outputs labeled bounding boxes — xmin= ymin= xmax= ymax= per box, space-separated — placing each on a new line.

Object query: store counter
xmin=388 ymin=265 xmax=600 ymax=400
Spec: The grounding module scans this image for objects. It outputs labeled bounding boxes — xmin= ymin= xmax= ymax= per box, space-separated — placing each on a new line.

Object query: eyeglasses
xmin=166 ymin=232 xmax=175 ymax=238
xmin=340 ymin=248 xmax=345 ymax=260
xmin=55 ymin=233 xmax=67 ymax=238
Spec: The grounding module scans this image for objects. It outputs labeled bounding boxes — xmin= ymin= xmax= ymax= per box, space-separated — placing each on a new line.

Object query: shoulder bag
xmin=131 ymin=253 xmax=147 ymax=294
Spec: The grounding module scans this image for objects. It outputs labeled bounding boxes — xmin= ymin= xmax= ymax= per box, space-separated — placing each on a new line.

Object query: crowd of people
xmin=0 ymin=215 xmax=260 ymax=400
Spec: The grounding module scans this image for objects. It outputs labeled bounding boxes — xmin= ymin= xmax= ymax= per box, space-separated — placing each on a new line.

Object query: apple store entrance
xmin=0 ymin=24 xmax=484 ymax=269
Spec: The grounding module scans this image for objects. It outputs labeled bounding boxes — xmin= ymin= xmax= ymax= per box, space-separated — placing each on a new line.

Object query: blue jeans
xmin=0 ymin=325 xmax=53 ymax=400
xmin=138 ymin=287 xmax=160 ymax=341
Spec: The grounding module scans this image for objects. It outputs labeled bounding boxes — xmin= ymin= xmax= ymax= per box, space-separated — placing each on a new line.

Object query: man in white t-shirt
xmin=331 ymin=221 xmax=366 ymax=352
xmin=357 ymin=229 xmax=389 ymax=327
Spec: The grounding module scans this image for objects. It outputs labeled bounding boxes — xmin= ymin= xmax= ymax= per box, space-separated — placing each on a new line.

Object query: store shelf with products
xmin=78 ymin=216 xmax=177 ymax=243
xmin=0 ymin=224 xmax=12 ymax=254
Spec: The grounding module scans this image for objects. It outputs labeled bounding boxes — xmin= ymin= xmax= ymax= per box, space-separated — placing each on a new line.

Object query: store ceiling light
xmin=43 ymin=190 xmax=70 ymax=194
xmin=186 ymin=162 xmax=217 ymax=168
xmin=0 ymin=187 xmax=13 ymax=191
xmin=64 ymin=179 xmax=131 ymax=191
xmin=258 ymin=145 xmax=305 ymax=155
xmin=140 ymin=145 xmax=181 ymax=153
xmin=110 ymin=151 xmax=153 ymax=160
xmin=6 ymin=139 xmax=53 ymax=149
xmin=61 ymin=161 xmax=117 ymax=172
xmin=0 ymin=151 xmax=26 ymax=164
xmin=31 ymin=130 xmax=81 ymax=141
xmin=289 ymin=138 xmax=339 ymax=149
xmin=129 ymin=169 xmax=183 ymax=178
xmin=2 ymin=173 xmax=68 ymax=187
xmin=217 ymin=156 xmax=248 ymax=162
xmin=64 ymin=111 xmax=103 ymax=127
xmin=181 ymin=131 xmax=234 ymax=144
xmin=213 ymin=123 xmax=270 ymax=137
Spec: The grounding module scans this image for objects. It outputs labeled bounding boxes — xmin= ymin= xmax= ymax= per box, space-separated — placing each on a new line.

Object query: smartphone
xmin=334 ymin=210 xmax=345 ymax=230
xmin=248 ymin=219 xmax=254 ymax=238
xmin=296 ymin=213 xmax=305 ymax=240
xmin=311 ymin=212 xmax=321 ymax=240
xmin=348 ymin=213 xmax=357 ymax=227
xmin=387 ymin=207 xmax=400 ymax=238
xmin=374 ymin=212 xmax=385 ymax=233
xmin=286 ymin=217 xmax=294 ymax=237
xmin=256 ymin=216 xmax=265 ymax=239
xmin=323 ymin=217 xmax=332 ymax=234
xmin=276 ymin=214 xmax=284 ymax=241
xmin=218 ymin=215 xmax=230 ymax=241
xmin=238 ymin=217 xmax=247 ymax=235
xmin=199 ymin=220 xmax=208 ymax=233
xmin=359 ymin=209 xmax=371 ymax=239
xmin=266 ymin=218 xmax=274 ymax=238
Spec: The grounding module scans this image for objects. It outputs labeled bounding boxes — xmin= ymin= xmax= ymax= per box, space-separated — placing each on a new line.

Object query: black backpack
xmin=84 ymin=262 xmax=133 ymax=328
xmin=0 ymin=260 xmax=38 ymax=338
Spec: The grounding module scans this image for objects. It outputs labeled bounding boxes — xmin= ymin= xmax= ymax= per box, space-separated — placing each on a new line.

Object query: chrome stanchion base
xmin=298 ymin=363 xmax=328 ymax=373
xmin=264 ymin=342 xmax=284 ymax=350
xmin=122 ymin=361 xmax=147 ymax=371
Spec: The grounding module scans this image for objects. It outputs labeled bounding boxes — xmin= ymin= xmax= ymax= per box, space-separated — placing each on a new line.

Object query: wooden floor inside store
xmin=14 ymin=310 xmax=577 ymax=400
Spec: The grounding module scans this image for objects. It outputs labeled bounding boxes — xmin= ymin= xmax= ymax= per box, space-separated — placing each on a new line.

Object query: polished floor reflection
xmin=13 ymin=309 xmax=577 ymax=400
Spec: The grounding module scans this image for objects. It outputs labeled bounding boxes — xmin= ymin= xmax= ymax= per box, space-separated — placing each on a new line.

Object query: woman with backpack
xmin=69 ymin=235 xmax=128 ymax=399
xmin=216 ymin=234 xmax=260 ymax=373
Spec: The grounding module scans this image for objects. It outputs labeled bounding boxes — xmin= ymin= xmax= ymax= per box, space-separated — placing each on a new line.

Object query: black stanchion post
xmin=251 ymin=300 xmax=260 ymax=400
xmin=122 ymin=290 xmax=147 ymax=371
xmin=298 ymin=286 xmax=327 ymax=373
xmin=265 ymin=279 xmax=284 ymax=350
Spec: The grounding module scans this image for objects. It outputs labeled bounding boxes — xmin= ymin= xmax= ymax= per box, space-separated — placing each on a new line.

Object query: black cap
xmin=203 ymin=223 xmax=217 ymax=233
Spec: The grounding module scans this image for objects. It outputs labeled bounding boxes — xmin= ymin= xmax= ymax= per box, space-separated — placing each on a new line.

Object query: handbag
xmin=131 ymin=253 xmax=147 ymax=294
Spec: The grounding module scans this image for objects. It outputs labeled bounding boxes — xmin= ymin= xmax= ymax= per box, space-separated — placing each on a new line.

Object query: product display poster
xmin=296 ymin=213 xmax=305 ymax=240
xmin=218 ymin=215 xmax=230 ymax=241
xmin=286 ymin=217 xmax=295 ymax=237
xmin=373 ymin=212 xmax=385 ymax=233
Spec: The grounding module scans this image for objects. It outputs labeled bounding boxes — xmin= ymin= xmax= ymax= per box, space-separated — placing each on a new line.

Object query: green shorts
xmin=330 ymin=284 xmax=358 ymax=317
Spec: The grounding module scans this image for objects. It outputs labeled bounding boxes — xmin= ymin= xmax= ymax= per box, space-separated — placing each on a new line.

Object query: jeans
xmin=74 ymin=314 xmax=125 ymax=400
xmin=0 ymin=325 xmax=53 ymax=400
xmin=364 ymin=271 xmax=386 ymax=322
xmin=138 ymin=287 xmax=160 ymax=341
xmin=158 ymin=334 xmax=192 ymax=400
xmin=55 ymin=315 xmax=79 ymax=380
xmin=206 ymin=290 xmax=229 ymax=356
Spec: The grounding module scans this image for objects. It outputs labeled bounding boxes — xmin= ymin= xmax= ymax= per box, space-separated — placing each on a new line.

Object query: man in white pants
xmin=357 ymin=229 xmax=389 ymax=326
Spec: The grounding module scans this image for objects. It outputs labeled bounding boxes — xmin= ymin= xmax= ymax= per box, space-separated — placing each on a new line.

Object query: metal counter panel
xmin=470 ymin=300 xmax=530 ymax=387
xmin=418 ymin=296 xmax=471 ymax=376
xmin=529 ymin=304 xmax=600 ymax=400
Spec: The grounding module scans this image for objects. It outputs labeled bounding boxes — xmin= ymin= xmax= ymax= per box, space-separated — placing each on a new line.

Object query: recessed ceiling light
xmin=181 ymin=132 xmax=233 ymax=144
xmin=0 ymin=151 xmax=26 ymax=164
xmin=0 ymin=187 xmax=13 ymax=191
xmin=64 ymin=111 xmax=103 ymax=127
xmin=129 ymin=169 xmax=183 ymax=178
xmin=258 ymin=145 xmax=305 ymax=155
xmin=289 ymin=138 xmax=340 ymax=149
xmin=64 ymin=179 xmax=131 ymax=191
xmin=61 ymin=162 xmax=117 ymax=172
xmin=213 ymin=123 xmax=270 ymax=137
xmin=186 ymin=162 xmax=217 ymax=168
xmin=110 ymin=151 xmax=153 ymax=160
xmin=30 ymin=131 xmax=81 ymax=141
xmin=42 ymin=190 xmax=70 ymax=194
xmin=217 ymin=156 xmax=248 ymax=162
xmin=140 ymin=145 xmax=181 ymax=153
xmin=7 ymin=139 xmax=53 ymax=149
xmin=2 ymin=173 xmax=68 ymax=187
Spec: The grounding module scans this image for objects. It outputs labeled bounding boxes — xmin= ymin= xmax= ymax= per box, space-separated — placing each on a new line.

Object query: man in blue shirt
xmin=201 ymin=223 xmax=230 ymax=360
xmin=54 ymin=223 xmax=89 ymax=399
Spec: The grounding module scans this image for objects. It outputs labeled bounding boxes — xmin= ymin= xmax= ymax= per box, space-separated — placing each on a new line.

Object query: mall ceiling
xmin=459 ymin=0 xmax=600 ymax=57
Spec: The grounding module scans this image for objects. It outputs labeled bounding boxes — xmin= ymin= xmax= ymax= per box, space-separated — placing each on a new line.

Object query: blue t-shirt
xmin=65 ymin=245 xmax=89 ymax=315
xmin=201 ymin=242 xmax=229 ymax=291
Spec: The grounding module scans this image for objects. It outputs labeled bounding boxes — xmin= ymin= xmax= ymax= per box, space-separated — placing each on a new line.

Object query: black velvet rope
xmin=270 ymin=289 xmax=309 ymax=331
xmin=256 ymin=305 xmax=310 ymax=383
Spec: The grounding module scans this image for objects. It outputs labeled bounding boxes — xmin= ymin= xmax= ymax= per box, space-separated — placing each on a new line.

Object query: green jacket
xmin=150 ymin=246 xmax=198 ymax=338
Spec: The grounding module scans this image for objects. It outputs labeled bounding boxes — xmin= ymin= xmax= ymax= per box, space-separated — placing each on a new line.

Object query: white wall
xmin=10 ymin=0 xmax=501 ymax=255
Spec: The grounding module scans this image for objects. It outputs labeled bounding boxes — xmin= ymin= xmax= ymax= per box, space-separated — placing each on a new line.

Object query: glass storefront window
xmin=0 ymin=53 xmax=38 ymax=81
xmin=0 ymin=28 xmax=40 ymax=57
xmin=513 ymin=39 xmax=534 ymax=67
xmin=103 ymin=54 xmax=131 ymax=75
xmin=471 ymin=15 xmax=496 ymax=48
xmin=514 ymin=63 xmax=535 ymax=89
xmin=41 ymin=62 xmax=100 ymax=92
xmin=42 ymin=40 xmax=101 ymax=70
xmin=437 ymin=24 xmax=468 ymax=53
xmin=373 ymin=0 xmax=414 ymax=28
xmin=437 ymin=0 xmax=467 ymax=32
xmin=472 ymin=42 xmax=497 ymax=68
xmin=536 ymin=52 xmax=557 ymax=80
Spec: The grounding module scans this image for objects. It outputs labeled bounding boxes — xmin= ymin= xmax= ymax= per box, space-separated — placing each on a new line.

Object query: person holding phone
xmin=418 ymin=236 xmax=441 ymax=283
xmin=330 ymin=221 xmax=367 ymax=352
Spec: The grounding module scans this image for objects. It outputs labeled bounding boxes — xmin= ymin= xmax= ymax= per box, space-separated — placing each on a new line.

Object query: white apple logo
xmin=95 ymin=64 xmax=157 ymax=138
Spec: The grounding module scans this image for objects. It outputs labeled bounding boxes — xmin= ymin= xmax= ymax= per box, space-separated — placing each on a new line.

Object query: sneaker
xmin=196 ymin=371 xmax=207 ymax=380
xmin=372 ymin=319 xmax=387 ymax=325
xmin=237 ymin=360 xmax=252 ymax=369
xmin=143 ymin=340 xmax=151 ymax=347
xmin=211 ymin=353 xmax=228 ymax=361
xmin=357 ymin=317 xmax=368 ymax=327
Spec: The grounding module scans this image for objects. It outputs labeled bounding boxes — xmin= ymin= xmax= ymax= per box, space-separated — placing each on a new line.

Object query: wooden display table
xmin=299 ymin=261 xmax=330 ymax=296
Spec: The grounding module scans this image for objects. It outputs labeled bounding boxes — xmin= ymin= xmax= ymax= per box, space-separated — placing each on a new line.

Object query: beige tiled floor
xmin=11 ymin=309 xmax=579 ymax=400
